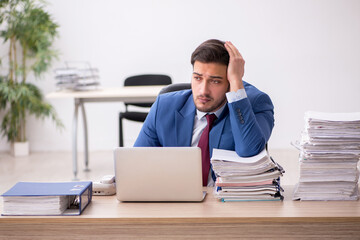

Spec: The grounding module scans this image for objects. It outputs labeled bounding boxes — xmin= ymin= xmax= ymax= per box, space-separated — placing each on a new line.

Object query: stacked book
xmin=54 ymin=62 xmax=100 ymax=91
xmin=293 ymin=111 xmax=360 ymax=200
xmin=211 ymin=148 xmax=284 ymax=202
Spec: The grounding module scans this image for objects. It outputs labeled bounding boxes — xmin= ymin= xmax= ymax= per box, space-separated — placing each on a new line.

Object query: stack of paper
xmin=54 ymin=62 xmax=100 ymax=91
xmin=211 ymin=149 xmax=284 ymax=202
xmin=3 ymin=195 xmax=70 ymax=215
xmin=293 ymin=111 xmax=360 ymax=200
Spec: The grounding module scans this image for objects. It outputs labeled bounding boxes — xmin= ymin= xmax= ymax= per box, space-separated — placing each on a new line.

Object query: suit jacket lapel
xmin=175 ymin=95 xmax=196 ymax=146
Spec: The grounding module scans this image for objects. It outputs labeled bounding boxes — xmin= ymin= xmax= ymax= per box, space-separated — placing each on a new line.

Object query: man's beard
xmin=194 ymin=95 xmax=227 ymax=112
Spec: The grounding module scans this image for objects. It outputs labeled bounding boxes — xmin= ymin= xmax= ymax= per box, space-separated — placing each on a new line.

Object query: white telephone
xmin=92 ymin=175 xmax=116 ymax=196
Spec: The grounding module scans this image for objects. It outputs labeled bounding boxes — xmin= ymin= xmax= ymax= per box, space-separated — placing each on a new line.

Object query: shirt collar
xmin=196 ymin=102 xmax=226 ymax=120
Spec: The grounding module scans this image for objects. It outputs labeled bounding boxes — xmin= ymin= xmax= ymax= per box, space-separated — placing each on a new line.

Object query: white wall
xmin=1 ymin=0 xmax=359 ymax=152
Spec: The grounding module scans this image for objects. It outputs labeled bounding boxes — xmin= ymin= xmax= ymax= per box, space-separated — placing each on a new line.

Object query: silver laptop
xmin=114 ymin=147 xmax=206 ymax=202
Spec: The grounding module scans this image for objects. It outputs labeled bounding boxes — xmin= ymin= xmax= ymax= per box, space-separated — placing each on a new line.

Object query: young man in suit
xmin=134 ymin=39 xmax=274 ymax=186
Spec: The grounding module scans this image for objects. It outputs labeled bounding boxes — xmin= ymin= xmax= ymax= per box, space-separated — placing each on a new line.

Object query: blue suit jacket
xmin=134 ymin=81 xmax=274 ymax=157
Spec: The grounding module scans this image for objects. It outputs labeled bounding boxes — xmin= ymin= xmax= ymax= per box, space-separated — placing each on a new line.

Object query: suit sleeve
xmin=227 ymin=92 xmax=274 ymax=157
xmin=133 ymin=96 xmax=161 ymax=147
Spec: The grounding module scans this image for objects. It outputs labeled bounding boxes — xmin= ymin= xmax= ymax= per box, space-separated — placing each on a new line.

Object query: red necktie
xmin=198 ymin=114 xmax=217 ymax=186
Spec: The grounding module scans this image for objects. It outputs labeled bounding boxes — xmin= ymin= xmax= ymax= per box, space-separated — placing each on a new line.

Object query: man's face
xmin=191 ymin=61 xmax=229 ymax=112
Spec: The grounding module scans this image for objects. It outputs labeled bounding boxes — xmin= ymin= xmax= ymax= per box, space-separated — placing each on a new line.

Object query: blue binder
xmin=1 ymin=181 xmax=92 ymax=216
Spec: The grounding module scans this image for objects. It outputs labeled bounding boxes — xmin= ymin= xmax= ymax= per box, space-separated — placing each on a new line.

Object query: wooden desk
xmin=1 ymin=186 xmax=359 ymax=239
xmin=46 ymin=86 xmax=165 ymax=180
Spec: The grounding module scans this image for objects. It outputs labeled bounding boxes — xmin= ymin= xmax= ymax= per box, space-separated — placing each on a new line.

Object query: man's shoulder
xmin=244 ymin=81 xmax=262 ymax=94
xmin=243 ymin=80 xmax=273 ymax=109
xmin=155 ymin=89 xmax=195 ymax=116
xmin=243 ymin=81 xmax=270 ymax=99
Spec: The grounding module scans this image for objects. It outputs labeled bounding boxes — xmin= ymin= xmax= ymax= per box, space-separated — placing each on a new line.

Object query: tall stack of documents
xmin=54 ymin=62 xmax=100 ymax=91
xmin=293 ymin=111 xmax=360 ymax=200
xmin=211 ymin=149 xmax=284 ymax=202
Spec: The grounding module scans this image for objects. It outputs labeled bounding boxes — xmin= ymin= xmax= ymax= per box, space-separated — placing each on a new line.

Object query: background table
xmin=1 ymin=186 xmax=359 ymax=239
xmin=46 ymin=86 xmax=165 ymax=179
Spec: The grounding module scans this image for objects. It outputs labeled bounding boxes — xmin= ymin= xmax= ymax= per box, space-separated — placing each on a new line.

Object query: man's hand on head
xmin=224 ymin=41 xmax=245 ymax=92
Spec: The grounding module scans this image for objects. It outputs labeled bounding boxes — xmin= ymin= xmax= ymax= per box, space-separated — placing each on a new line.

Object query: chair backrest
xmin=124 ymin=74 xmax=172 ymax=108
xmin=159 ymin=83 xmax=191 ymax=95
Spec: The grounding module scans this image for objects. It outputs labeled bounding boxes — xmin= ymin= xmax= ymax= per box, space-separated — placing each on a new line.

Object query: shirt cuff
xmin=226 ymin=89 xmax=247 ymax=103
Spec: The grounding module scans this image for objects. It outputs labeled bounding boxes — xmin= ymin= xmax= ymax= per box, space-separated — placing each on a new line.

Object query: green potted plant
xmin=0 ymin=0 xmax=63 ymax=156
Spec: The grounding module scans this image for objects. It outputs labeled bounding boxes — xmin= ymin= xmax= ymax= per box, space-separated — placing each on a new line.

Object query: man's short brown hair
xmin=190 ymin=39 xmax=229 ymax=66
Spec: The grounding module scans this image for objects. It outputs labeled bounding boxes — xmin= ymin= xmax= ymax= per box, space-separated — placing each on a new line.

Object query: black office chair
xmin=119 ymin=74 xmax=172 ymax=146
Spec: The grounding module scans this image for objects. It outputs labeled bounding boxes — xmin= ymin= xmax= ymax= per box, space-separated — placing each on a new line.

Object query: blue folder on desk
xmin=1 ymin=181 xmax=92 ymax=216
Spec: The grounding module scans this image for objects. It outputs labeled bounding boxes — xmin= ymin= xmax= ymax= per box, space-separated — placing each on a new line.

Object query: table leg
xmin=72 ymin=99 xmax=80 ymax=180
xmin=80 ymin=102 xmax=90 ymax=172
